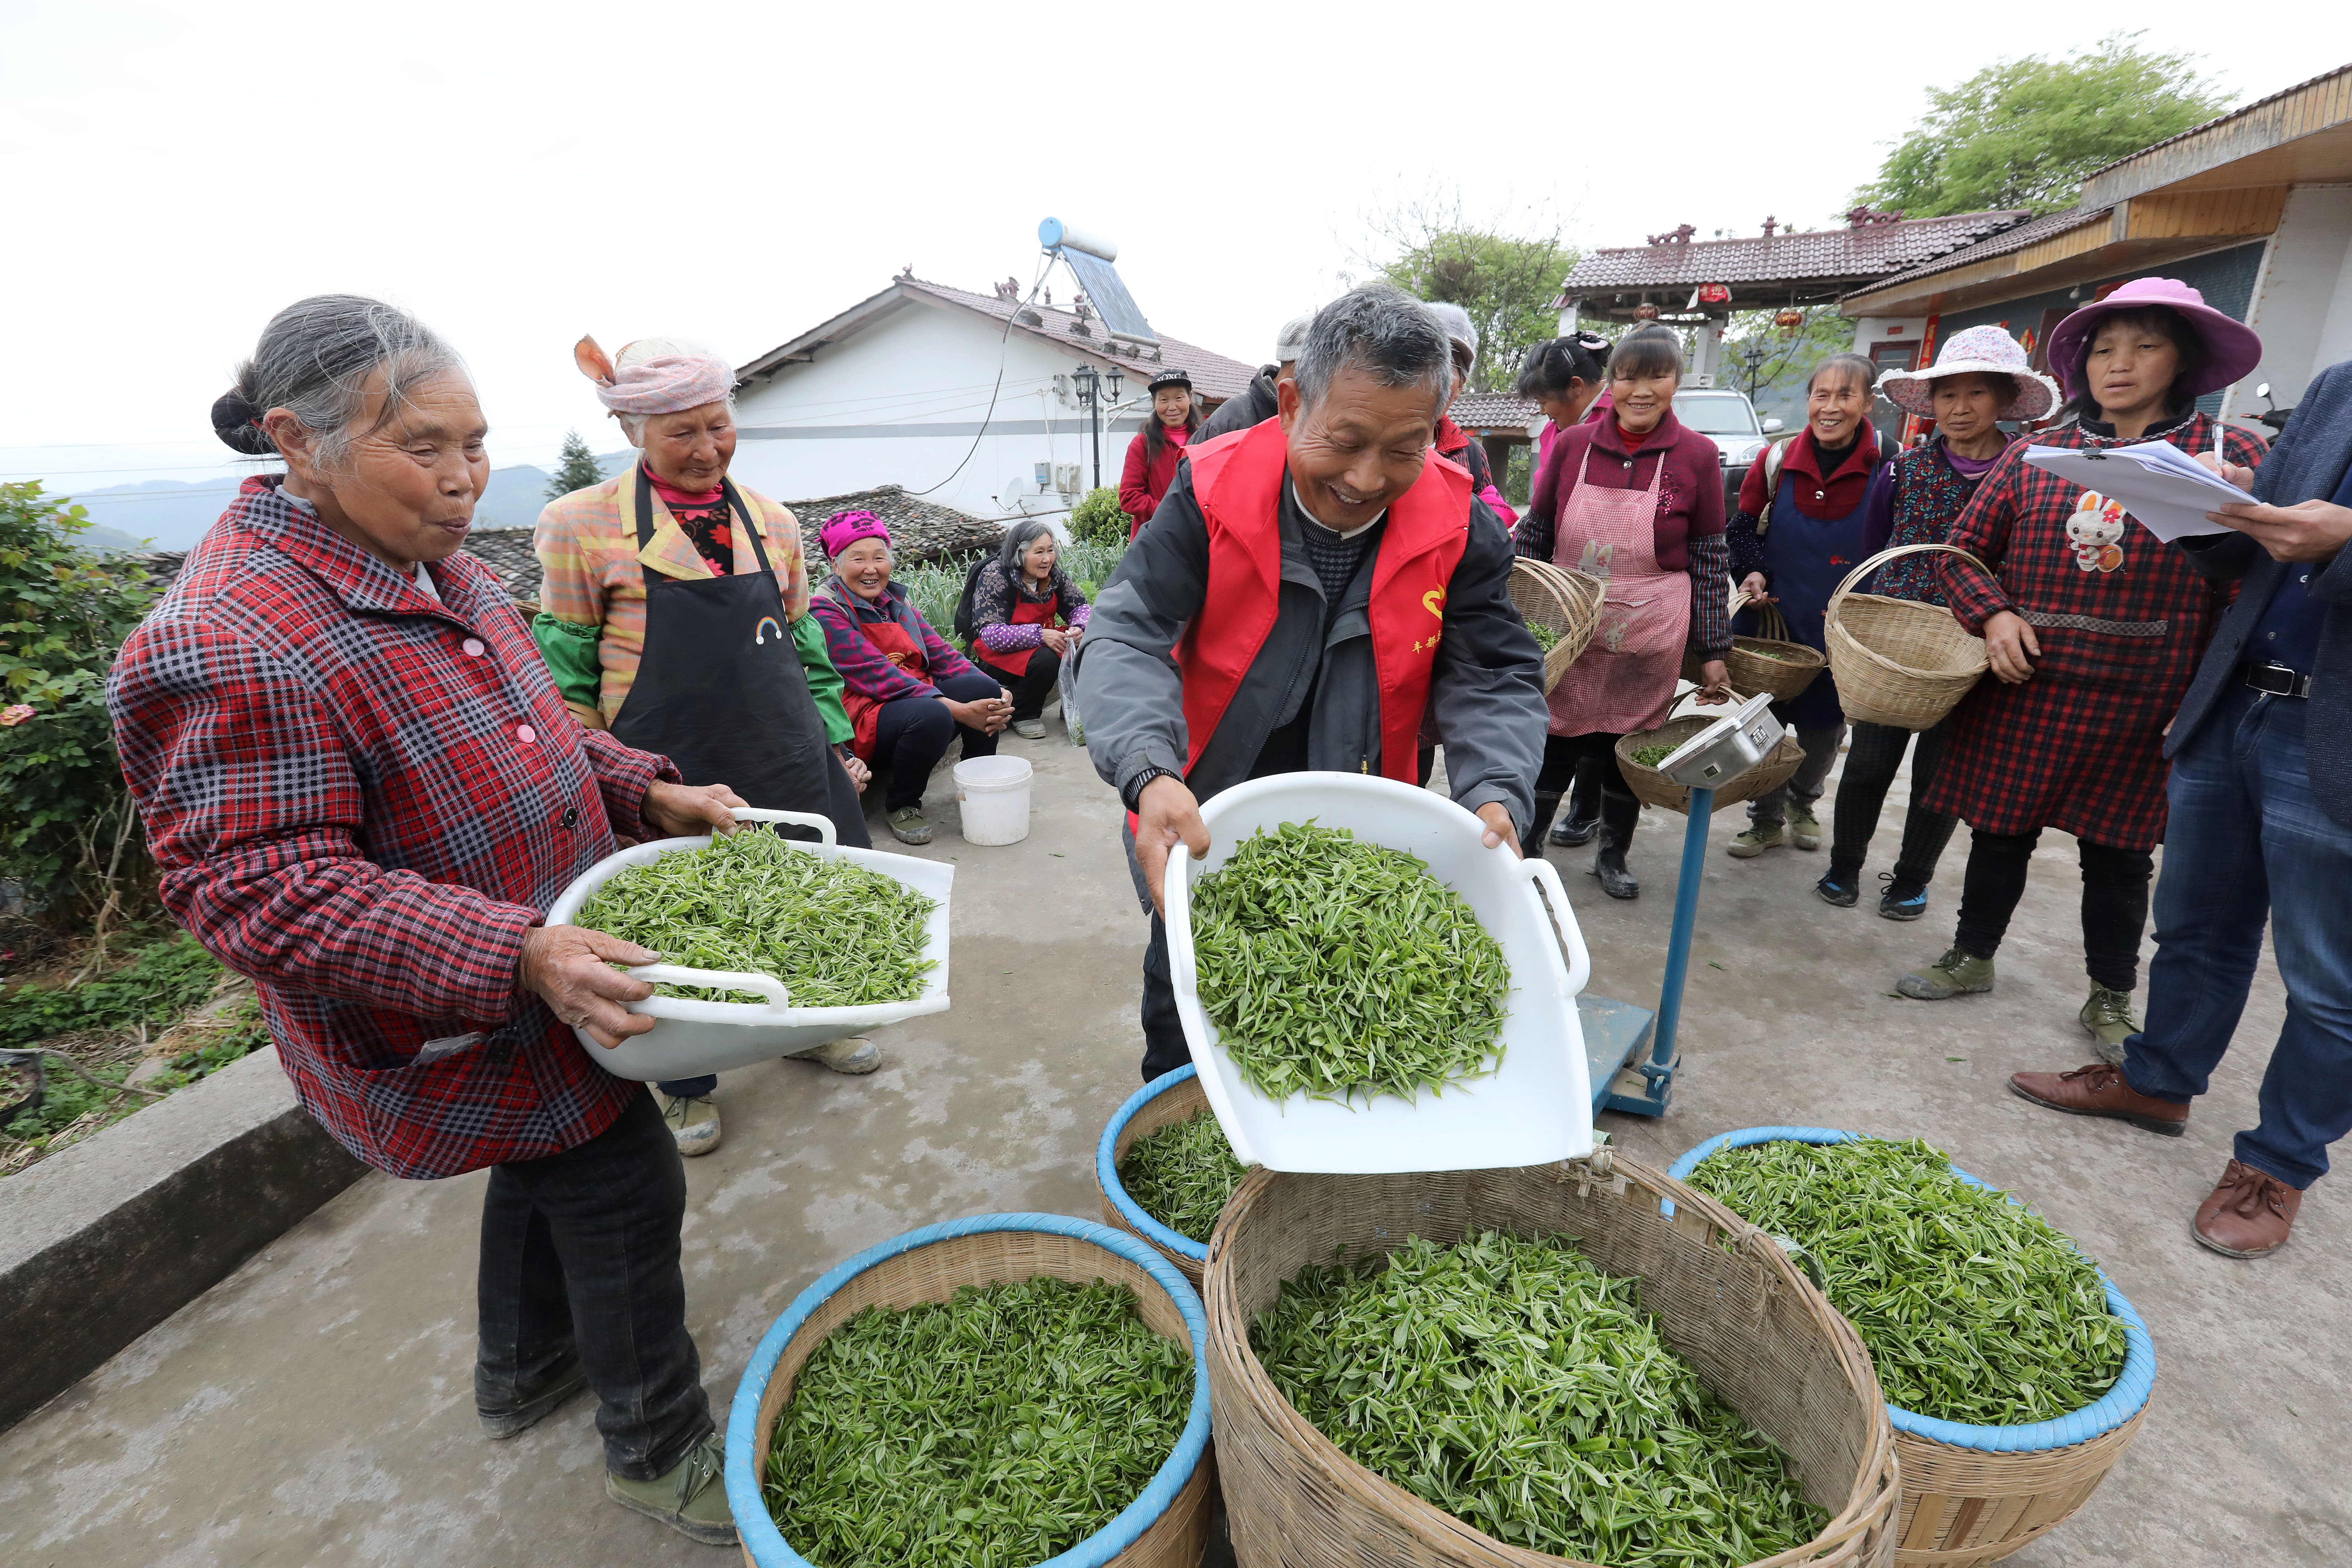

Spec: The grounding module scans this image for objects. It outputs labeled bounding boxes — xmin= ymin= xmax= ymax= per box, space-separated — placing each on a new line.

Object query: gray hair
xmin=215 ymin=295 xmax=463 ymax=470
xmin=998 ymin=518 xmax=1055 ymax=577
xmin=1273 ymin=312 xmax=1315 ymax=365
xmin=1293 ymin=285 xmax=1455 ymax=413
xmin=614 ymin=335 xmax=738 ymax=443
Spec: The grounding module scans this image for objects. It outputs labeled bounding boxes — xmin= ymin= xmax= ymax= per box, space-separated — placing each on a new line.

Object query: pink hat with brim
xmin=1877 ymin=324 xmax=2059 ymax=423
xmin=2045 ymin=278 xmax=2263 ymax=400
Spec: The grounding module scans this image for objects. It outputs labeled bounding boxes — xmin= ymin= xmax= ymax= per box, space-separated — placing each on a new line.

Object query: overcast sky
xmin=7 ymin=2 xmax=2348 ymax=495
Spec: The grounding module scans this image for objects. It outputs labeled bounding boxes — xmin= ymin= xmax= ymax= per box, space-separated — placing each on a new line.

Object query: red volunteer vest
xmin=1177 ymin=419 xmax=1472 ymax=783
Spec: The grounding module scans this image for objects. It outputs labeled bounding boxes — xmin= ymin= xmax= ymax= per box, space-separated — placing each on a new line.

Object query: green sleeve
xmin=532 ymin=612 xmax=604 ymax=712
xmin=793 ymin=611 xmax=853 ymax=746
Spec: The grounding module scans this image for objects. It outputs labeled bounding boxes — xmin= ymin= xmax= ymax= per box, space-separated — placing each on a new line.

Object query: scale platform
xmin=1579 ymin=994 xmax=1674 ymax=1118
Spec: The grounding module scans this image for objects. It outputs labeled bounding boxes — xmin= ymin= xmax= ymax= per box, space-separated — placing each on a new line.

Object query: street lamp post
xmin=1071 ymin=361 xmax=1126 ymax=492
xmin=1738 ymin=342 xmax=1767 ymax=404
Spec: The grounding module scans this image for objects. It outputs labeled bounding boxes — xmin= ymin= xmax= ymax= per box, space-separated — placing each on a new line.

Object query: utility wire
xmin=908 ymin=255 xmax=1055 ymax=497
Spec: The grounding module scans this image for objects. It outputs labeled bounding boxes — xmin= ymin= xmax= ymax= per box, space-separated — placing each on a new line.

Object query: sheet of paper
xmin=2019 ymin=442 xmax=2247 ymax=542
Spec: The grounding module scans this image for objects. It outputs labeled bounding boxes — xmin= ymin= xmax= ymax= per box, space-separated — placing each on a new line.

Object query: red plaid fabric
xmin=108 ymin=477 xmax=679 ymax=1179
xmin=1920 ymin=413 xmax=2265 ymax=851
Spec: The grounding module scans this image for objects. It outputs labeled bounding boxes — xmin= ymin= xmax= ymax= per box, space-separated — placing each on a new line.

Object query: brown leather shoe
xmin=2193 ymin=1160 xmax=2302 ymax=1258
xmin=2008 ymin=1063 xmax=2189 ymax=1136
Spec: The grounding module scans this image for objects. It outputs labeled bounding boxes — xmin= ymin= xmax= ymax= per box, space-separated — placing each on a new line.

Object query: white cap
xmin=1274 ymin=313 xmax=1314 ymax=364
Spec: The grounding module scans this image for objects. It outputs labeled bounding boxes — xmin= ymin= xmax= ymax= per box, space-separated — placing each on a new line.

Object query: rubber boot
xmin=1528 ymin=791 xmax=1563 ymax=851
xmin=1591 ymin=792 xmax=1640 ymax=901
xmin=1550 ymin=766 xmax=1602 ymax=847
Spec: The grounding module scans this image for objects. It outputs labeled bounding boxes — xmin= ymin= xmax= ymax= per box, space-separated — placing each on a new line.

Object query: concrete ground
xmin=4 ymin=728 xmax=2345 ymax=1566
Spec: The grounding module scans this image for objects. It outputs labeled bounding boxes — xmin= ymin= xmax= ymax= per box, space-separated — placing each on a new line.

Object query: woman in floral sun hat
xmin=1816 ymin=326 xmax=2057 ymax=921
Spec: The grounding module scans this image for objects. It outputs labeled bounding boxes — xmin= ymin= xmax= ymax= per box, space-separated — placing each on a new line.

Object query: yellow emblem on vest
xmin=1423 ymin=587 xmax=1447 ymax=618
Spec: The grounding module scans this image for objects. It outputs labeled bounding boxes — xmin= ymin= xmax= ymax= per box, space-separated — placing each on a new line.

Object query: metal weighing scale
xmin=1570 ymin=694 xmax=1787 ymax=1119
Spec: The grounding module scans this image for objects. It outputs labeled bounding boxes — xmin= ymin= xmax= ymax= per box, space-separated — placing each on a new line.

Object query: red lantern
xmin=1774 ymin=308 xmax=1807 ymax=337
xmin=1699 ymin=284 xmax=1731 ymax=306
xmin=1634 ymin=302 xmax=1661 ymax=321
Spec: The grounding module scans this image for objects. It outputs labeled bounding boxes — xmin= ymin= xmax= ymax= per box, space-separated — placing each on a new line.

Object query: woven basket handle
xmin=1826 ymin=541 xmax=1992 ymax=622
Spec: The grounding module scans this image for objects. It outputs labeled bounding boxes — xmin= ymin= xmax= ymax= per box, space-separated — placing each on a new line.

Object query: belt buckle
xmin=2246 ymin=662 xmax=2306 ymax=698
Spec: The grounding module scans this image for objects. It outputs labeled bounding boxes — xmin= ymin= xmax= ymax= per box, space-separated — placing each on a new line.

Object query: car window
xmin=1674 ymin=394 xmax=1760 ymax=436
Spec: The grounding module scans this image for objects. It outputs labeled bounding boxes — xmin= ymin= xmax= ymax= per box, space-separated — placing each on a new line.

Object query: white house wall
xmin=2238 ymin=186 xmax=2352 ymax=415
xmin=729 ymin=303 xmax=1148 ymax=522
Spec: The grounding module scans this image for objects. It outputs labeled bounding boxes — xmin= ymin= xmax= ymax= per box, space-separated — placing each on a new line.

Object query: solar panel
xmin=1058 ymin=246 xmax=1157 ymax=343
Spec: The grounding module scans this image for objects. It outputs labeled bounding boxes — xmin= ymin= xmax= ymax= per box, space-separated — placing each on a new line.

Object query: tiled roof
xmin=1560 ymin=211 xmax=2031 ymax=293
xmin=1449 ymin=391 xmax=1542 ymax=432
xmin=128 ymin=484 xmax=1000 ymax=607
xmin=896 ymin=278 xmax=1259 ymax=401
xmin=1857 ymin=204 xmax=2111 ymax=293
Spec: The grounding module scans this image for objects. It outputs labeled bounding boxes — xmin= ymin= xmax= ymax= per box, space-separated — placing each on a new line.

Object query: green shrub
xmin=0 ymin=483 xmax=161 ymax=930
xmin=1069 ymin=487 xmax=1132 ymax=547
xmin=0 ymin=932 xmax=226 ymax=1051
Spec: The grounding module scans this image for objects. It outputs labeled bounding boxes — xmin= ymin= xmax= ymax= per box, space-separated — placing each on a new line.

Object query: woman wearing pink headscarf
xmin=534 ymin=336 xmax=880 ymax=1156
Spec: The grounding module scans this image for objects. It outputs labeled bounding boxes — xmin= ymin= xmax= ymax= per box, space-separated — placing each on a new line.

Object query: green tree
xmin=1720 ymin=307 xmax=1854 ymax=409
xmin=545 ymin=429 xmax=607 ymax=500
xmin=1853 ymin=33 xmax=2232 ymax=217
xmin=1364 ymin=193 xmax=1578 ymax=393
xmin=0 ymin=483 xmax=161 ymax=942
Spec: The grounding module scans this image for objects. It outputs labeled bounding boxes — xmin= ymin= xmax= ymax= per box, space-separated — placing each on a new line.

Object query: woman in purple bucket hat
xmin=1893 ymin=279 xmax=2267 ymax=1059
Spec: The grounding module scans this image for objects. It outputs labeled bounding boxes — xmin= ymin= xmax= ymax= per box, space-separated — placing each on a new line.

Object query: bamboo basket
xmin=1097 ymin=1065 xmax=1222 ymax=1288
xmin=1824 ymin=545 xmax=1990 ymax=730
xmin=725 ymin=1213 xmax=1216 ymax=1568
xmin=1670 ymin=1129 xmax=2157 ymax=1568
xmin=1728 ymin=597 xmax=1828 ymax=702
xmin=1508 ymin=558 xmax=1606 ymax=692
xmin=1616 ymin=714 xmax=1806 ymax=814
xmin=1204 ymin=1158 xmax=1900 ymax=1568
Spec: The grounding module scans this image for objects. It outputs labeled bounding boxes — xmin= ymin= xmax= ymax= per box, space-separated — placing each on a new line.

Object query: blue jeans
xmin=2123 ymin=686 xmax=2352 ymax=1189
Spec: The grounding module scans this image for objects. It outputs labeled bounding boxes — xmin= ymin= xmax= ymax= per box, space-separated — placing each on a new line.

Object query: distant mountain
xmin=52 ymin=454 xmax=635 ymax=552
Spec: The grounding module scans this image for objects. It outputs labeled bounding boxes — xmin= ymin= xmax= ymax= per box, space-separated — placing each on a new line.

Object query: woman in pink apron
xmin=1518 ymin=332 xmax=1734 ymax=897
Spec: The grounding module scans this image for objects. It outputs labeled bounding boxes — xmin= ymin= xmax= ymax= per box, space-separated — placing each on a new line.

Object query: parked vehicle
xmin=1675 ymin=388 xmax=1782 ymax=511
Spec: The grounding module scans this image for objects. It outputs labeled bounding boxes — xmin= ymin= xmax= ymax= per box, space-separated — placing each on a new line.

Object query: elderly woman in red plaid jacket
xmin=110 ymin=297 xmax=745 ymax=1547
xmin=1895 ymin=279 xmax=2266 ymax=1061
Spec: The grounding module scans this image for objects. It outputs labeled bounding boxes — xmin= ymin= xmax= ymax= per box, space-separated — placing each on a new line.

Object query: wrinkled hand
xmin=1040 ymin=626 xmax=1071 ymax=655
xmin=521 ymin=925 xmax=662 ymax=1049
xmin=1737 ymin=572 xmax=1775 ymax=607
xmin=946 ymin=695 xmax=1012 ymax=735
xmin=1475 ymin=802 xmax=1522 ymax=858
xmin=1136 ymin=773 xmax=1211 ymax=915
xmin=2207 ymin=497 xmax=2352 ymax=564
xmin=642 ymin=780 xmax=746 ymax=838
xmin=1692 ymin=659 xmax=1734 ymax=705
xmin=838 ymin=749 xmax=871 ymax=793
xmin=1982 ymin=609 xmax=2040 ymax=684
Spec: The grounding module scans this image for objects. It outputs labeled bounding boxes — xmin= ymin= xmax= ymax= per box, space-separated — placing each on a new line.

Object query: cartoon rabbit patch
xmin=2067 ymin=492 xmax=2127 ymax=574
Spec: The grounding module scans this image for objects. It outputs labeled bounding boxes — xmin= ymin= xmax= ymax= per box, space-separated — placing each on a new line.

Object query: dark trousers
xmin=1527 ymin=732 xmax=1629 ymax=844
xmin=1141 ymin=912 xmax=1190 ymax=1082
xmin=980 ymin=644 xmax=1064 ymax=720
xmin=1830 ymin=720 xmax=1959 ymax=883
xmin=1952 ymin=828 xmax=2154 ymax=992
xmin=2123 ymin=687 xmax=2352 ymax=1188
xmin=871 ymin=669 xmax=1004 ymax=812
xmin=1748 ymin=723 xmax=1847 ymax=824
xmin=476 ymin=1092 xmax=709 ymax=1481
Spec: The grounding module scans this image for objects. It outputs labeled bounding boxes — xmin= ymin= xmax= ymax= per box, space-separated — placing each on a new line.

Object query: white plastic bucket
xmin=954 ymin=755 xmax=1034 ymax=845
xmin=1164 ymin=771 xmax=1595 ymax=1175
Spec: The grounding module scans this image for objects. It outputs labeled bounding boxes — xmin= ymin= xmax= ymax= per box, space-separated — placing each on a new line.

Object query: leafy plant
xmin=1255 ymin=1231 xmax=1825 ymax=1566
xmin=1685 ymin=1136 xmax=2127 ymax=1425
xmin=1120 ymin=1111 xmax=1247 ymax=1241
xmin=764 ymin=1276 xmax=1193 ymax=1567
xmin=0 ymin=483 xmax=162 ymax=938
xmin=1364 ymin=190 xmax=1578 ymax=393
xmin=1069 ymin=487 xmax=1131 ymax=547
xmin=888 ymin=553 xmax=978 ymax=650
xmin=0 ymin=931 xmax=226 ymax=1051
xmin=1852 ymin=32 xmax=2231 ymax=217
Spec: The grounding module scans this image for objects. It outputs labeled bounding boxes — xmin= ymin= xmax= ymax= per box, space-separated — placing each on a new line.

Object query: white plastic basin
xmin=1163 ymin=772 xmax=1594 ymax=1174
xmin=543 ymin=808 xmax=954 ymax=1081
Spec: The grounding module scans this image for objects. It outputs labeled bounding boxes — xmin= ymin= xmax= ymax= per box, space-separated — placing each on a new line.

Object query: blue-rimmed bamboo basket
xmin=1096 ymin=1066 xmax=1216 ymax=1287
xmin=725 ymin=1212 xmax=1216 ymax=1568
xmin=1670 ymin=1127 xmax=2157 ymax=1568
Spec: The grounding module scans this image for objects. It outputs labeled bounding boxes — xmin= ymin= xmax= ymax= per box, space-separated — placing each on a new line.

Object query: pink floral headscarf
xmin=573 ymin=335 xmax=732 ymax=416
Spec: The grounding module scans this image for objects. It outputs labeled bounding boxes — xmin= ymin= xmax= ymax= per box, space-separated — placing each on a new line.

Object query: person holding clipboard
xmin=1891 ymin=279 xmax=2266 ymax=1060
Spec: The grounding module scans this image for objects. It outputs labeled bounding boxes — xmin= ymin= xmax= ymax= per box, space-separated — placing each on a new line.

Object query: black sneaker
xmin=1814 ymin=867 xmax=1861 ymax=906
xmin=1879 ymin=873 xmax=1930 ymax=921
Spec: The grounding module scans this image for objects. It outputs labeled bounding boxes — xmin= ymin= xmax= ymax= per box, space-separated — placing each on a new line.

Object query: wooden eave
xmin=1843 ymin=186 xmax=2291 ymax=319
xmin=2079 ymin=66 xmax=2352 ymax=207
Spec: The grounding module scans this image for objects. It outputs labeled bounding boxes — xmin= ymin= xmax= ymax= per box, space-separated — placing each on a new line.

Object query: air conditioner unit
xmin=1053 ymin=462 xmax=1082 ymax=496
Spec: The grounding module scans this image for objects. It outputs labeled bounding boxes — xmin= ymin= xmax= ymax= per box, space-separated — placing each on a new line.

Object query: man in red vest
xmin=1075 ymin=285 xmax=1551 ymax=1079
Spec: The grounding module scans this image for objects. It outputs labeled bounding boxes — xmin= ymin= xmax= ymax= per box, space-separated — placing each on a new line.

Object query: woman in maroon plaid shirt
xmin=110 ymin=298 xmax=747 ymax=1546
xmin=1895 ymin=279 xmax=2266 ymax=1061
